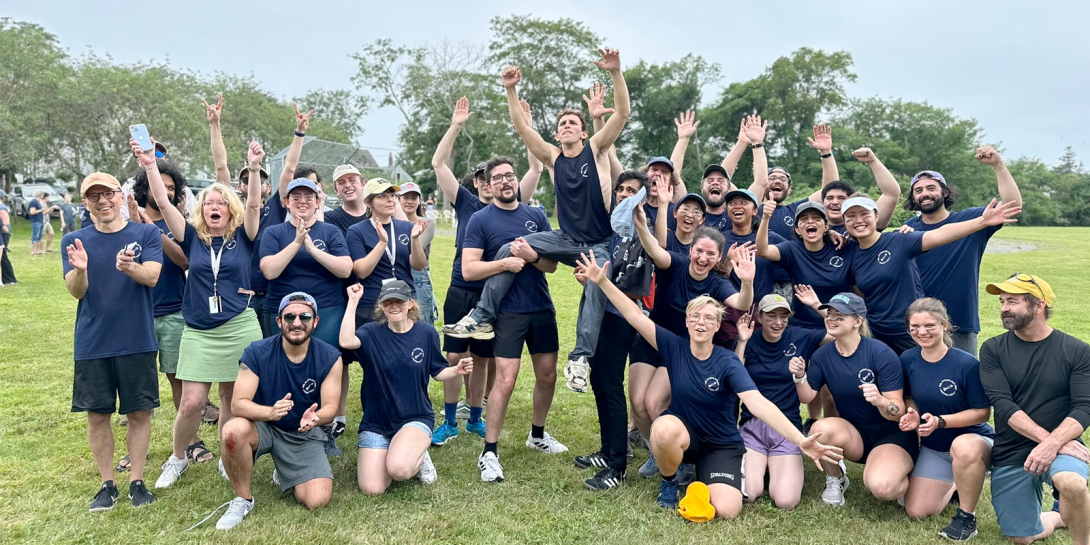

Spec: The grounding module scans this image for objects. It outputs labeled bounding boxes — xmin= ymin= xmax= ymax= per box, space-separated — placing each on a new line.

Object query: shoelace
xmin=185 ymin=498 xmax=250 ymax=531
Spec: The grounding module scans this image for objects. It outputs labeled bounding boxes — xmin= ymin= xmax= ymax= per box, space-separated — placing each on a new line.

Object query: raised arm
xmin=340 ymin=284 xmax=365 ymax=350
xmin=851 ymin=148 xmax=901 ymax=230
xmin=202 ymin=95 xmax=231 ymax=184
xmin=132 ymin=140 xmax=187 ymax=242
xmin=633 ymin=205 xmax=672 ymax=269
xmin=243 ymin=141 xmax=264 ymax=241
xmin=517 ymin=99 xmax=545 ymax=202
xmin=584 ymin=83 xmax=623 ymax=183
xmin=670 ymin=111 xmax=700 ymax=199
xmin=579 ymin=250 xmax=658 ymax=348
xmin=588 ymin=48 xmax=630 ymax=155
xmin=351 ymin=220 xmax=389 ymax=281
xmin=789 ymin=357 xmax=819 ymax=403
xmin=746 ymin=116 xmax=769 ymax=199
xmin=721 ymin=119 xmax=750 ymax=181
xmin=734 ymin=314 xmax=754 ymax=362
xmin=976 ymin=145 xmax=1022 ymax=207
xmin=652 ymin=176 xmax=671 ymax=248
xmin=920 ymin=199 xmax=1020 ymax=251
xmin=755 ymin=201 xmax=782 ymax=261
xmin=279 ymin=104 xmax=313 ymax=196
xmin=806 ymin=124 xmax=838 ymax=201
xmin=724 ymin=244 xmax=755 ymax=310
xmin=409 ymin=219 xmax=427 ymax=272
xmin=503 ymin=67 xmax=559 ymax=167
xmin=432 ymin=96 xmax=472 ymax=204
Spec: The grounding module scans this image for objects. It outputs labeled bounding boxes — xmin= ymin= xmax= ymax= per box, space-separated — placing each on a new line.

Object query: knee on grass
xmin=386 ymin=459 xmax=420 ymax=482
xmin=1053 ymin=472 xmax=1090 ymax=504
xmin=864 ymin=477 xmax=906 ymax=502
xmin=294 ymin=481 xmax=332 ymax=509
xmin=358 ymin=480 xmax=389 ymax=496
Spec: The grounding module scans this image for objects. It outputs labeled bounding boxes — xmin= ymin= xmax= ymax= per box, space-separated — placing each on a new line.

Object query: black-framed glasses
xmin=490 ymin=172 xmax=518 ymax=184
xmin=1009 ymin=272 xmax=1046 ymax=300
xmin=281 ymin=312 xmax=314 ymax=323
xmin=84 ymin=190 xmax=117 ymax=202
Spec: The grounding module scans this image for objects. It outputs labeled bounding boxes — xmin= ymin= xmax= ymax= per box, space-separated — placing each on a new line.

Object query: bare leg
xmin=443 ymin=352 xmax=467 ymax=405
xmin=484 ymin=357 xmax=520 ymax=443
xmin=950 ymin=434 xmax=991 ymax=513
xmin=810 ymin=418 xmax=864 ymax=475
xmin=172 ymin=381 xmax=212 ymax=459
xmin=358 ymin=447 xmax=392 ymax=495
xmin=650 ymin=415 xmax=689 ymax=477
xmin=903 ymin=476 xmax=954 ymax=518
xmin=862 ymin=444 xmax=914 ymax=501
xmin=743 ymin=449 xmax=768 ymax=502
xmin=468 ymin=355 xmax=489 ymax=407
xmin=87 ymin=412 xmax=115 ymax=483
xmin=221 ymin=418 xmax=259 ymax=499
xmin=710 ymin=483 xmax=745 ymax=519
xmin=767 ymin=454 xmax=805 ymax=510
xmin=124 ymin=410 xmax=153 ymax=482
xmin=293 ymin=478 xmax=332 ymax=509
xmin=218 ymin=382 xmax=235 ymax=429
xmin=1055 ymin=471 xmax=1090 ymax=545
xmin=529 ymin=352 xmax=558 ymax=427
xmin=628 ymin=363 xmax=657 ymax=440
xmin=484 ymin=357 xmax=496 ymax=400
xmin=386 ymin=427 xmax=432 ymax=481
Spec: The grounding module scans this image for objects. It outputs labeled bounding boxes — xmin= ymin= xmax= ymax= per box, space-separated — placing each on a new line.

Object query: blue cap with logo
xmin=723 ymin=188 xmax=757 ymax=206
xmin=819 ymin=292 xmax=867 ymax=318
xmin=286 ymin=178 xmax=320 ymax=195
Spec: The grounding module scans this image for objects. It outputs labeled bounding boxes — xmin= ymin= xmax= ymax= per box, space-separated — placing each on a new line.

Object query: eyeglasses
xmin=687 ymin=313 xmax=718 ymax=324
xmin=1009 ymin=272 xmax=1046 ymax=300
xmin=490 ymin=172 xmax=518 ymax=184
xmin=289 ymin=194 xmax=317 ymax=203
xmin=281 ymin=312 xmax=314 ymax=323
xmin=84 ymin=190 xmax=117 ymax=202
xmin=768 ymin=175 xmax=790 ymax=182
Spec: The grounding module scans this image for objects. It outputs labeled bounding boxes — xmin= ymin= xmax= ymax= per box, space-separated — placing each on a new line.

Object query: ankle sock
xmin=468 ymin=406 xmax=482 ymax=424
xmin=531 ymin=425 xmax=544 ymax=439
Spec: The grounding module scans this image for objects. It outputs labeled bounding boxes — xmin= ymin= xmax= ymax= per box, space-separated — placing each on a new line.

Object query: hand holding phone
xmin=129 ymin=124 xmax=154 ymax=152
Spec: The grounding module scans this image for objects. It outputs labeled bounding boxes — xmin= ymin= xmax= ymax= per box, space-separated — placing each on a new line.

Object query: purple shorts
xmin=740 ymin=418 xmax=802 ymax=457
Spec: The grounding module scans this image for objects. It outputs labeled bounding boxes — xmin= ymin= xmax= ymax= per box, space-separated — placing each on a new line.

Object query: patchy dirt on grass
xmin=986 ymin=239 xmax=1038 ymax=254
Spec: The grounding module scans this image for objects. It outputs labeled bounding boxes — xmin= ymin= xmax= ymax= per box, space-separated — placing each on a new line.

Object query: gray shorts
xmin=255 ymin=421 xmax=333 ymax=491
xmin=950 ymin=331 xmax=978 ymax=357
xmin=910 ymin=435 xmax=994 ymax=483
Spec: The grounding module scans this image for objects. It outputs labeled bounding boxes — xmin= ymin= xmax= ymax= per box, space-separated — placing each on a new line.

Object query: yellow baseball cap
xmin=362 ymin=178 xmax=399 ymax=198
xmin=986 ymin=273 xmax=1055 ymax=306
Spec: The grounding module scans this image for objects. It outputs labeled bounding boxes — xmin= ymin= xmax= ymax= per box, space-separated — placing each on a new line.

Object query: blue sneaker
xmin=638 ymin=453 xmax=659 ymax=478
xmin=657 ymin=479 xmax=680 ymax=508
xmin=432 ymin=423 xmax=459 ymax=446
xmin=677 ymin=463 xmax=696 ymax=487
xmin=465 ymin=419 xmax=487 ymax=439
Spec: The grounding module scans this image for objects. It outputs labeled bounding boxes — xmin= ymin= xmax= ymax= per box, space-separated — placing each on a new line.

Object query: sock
xmin=445 ymin=403 xmax=458 ymax=427
xmin=662 ymin=473 xmax=677 ymax=482
xmin=484 ymin=442 xmax=498 ymax=456
xmin=103 ymin=480 xmax=115 ymax=488
xmin=531 ymin=425 xmax=545 ymax=439
xmin=334 ymin=415 xmax=346 ymax=425
xmin=963 ymin=509 xmax=975 ymax=517
xmin=469 ymin=406 xmax=483 ymax=424
xmin=131 ymin=479 xmax=143 ymax=486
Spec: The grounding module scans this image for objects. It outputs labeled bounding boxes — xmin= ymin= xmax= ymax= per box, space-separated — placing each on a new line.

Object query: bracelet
xmin=248 ymin=166 xmax=261 ymax=171
xmin=751 ymin=143 xmax=764 ymax=149
xmin=294 ymin=131 xmax=306 ymax=138
xmin=821 ymin=152 xmax=833 ymax=159
xmin=531 ymin=254 xmax=541 ymax=264
xmin=792 ymin=373 xmax=806 ymax=384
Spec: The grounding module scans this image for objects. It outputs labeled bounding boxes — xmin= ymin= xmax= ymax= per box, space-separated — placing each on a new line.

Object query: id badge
xmin=209 ymin=295 xmax=222 ymax=314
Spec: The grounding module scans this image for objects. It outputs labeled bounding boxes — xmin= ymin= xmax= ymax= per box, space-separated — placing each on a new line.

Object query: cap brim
xmin=378 ymin=293 xmax=411 ymax=303
xmin=985 ymin=282 xmax=1033 ymax=297
xmin=819 ymin=301 xmax=861 ymax=316
xmin=760 ymin=303 xmax=792 ymax=314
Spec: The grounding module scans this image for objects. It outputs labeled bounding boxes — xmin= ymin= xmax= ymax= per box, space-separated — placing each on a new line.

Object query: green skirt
xmin=176 ymin=309 xmax=262 ymax=383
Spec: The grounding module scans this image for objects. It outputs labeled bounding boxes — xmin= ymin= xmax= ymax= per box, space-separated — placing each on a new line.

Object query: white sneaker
xmin=215 ymin=496 xmax=254 ymax=530
xmin=564 ymin=356 xmax=590 ymax=393
xmin=821 ymin=460 xmax=850 ymax=506
xmin=417 ymin=450 xmax=437 ymax=485
xmin=526 ymin=431 xmax=569 ymax=454
xmin=218 ymin=458 xmax=229 ymax=480
xmin=271 ymin=468 xmax=280 ymax=487
xmin=478 ymin=451 xmax=504 ymax=483
xmin=154 ymin=455 xmax=189 ymax=489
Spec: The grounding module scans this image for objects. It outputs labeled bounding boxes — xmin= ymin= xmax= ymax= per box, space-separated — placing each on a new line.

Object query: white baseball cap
xmin=397 ymin=182 xmax=422 ymax=196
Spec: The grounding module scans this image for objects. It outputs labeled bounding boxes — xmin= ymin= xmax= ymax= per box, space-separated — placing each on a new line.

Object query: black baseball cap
xmin=819 ymin=292 xmax=867 ymax=318
xmin=378 ymin=280 xmax=413 ymax=303
xmin=474 ymin=162 xmax=487 ymax=177
xmin=702 ymin=164 xmax=730 ymax=181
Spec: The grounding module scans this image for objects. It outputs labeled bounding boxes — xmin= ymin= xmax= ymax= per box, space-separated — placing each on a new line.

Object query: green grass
xmin=1 ymin=220 xmax=1088 ymax=544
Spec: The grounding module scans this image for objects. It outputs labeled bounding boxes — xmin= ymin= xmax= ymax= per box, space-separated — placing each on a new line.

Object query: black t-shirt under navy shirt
xmin=740 ymin=327 xmax=827 ymax=428
xmin=901 ymin=346 xmax=994 ymax=453
xmin=61 ymin=222 xmax=163 ymax=360
xmin=450 ymin=186 xmax=488 ymax=290
xmin=649 ymin=252 xmax=738 ymax=337
xmin=250 ymin=193 xmax=287 ymax=294
xmin=462 ymin=203 xmax=554 ymax=314
xmin=552 ymin=143 xmax=611 ymax=243
xmin=180 ymin=223 xmax=256 ymax=330
xmin=241 ymin=335 xmax=340 ymax=433
xmin=346 ymin=218 xmax=416 ymax=309
xmin=324 ymin=206 xmax=369 ymax=236
xmin=354 ymin=322 xmax=447 ymax=436
xmin=849 ymin=232 xmax=926 ymax=340
xmin=807 ymin=337 xmax=903 ymax=435
xmin=151 ymin=219 xmax=185 ymax=317
xmin=657 ymin=325 xmax=757 ymax=448
xmin=775 ymin=239 xmax=856 ymax=329
xmin=260 ymin=221 xmax=350 ymax=314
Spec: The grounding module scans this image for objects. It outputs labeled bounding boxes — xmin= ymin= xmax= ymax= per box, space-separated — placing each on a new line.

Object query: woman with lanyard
xmin=578 ymin=251 xmax=840 ymax=517
xmin=733 ymin=291 xmax=832 ymax=509
xmin=628 ymin=205 xmax=755 ymax=479
xmin=897 ymin=298 xmax=994 ymax=541
xmin=842 ymin=195 xmax=1019 ymax=354
xmin=345 ymin=179 xmax=427 ymax=329
xmin=789 ymin=292 xmax=915 ymax=508
xmin=134 ymin=138 xmax=265 ymax=489
xmin=340 ymin=281 xmax=473 ymax=493
xmin=398 ymin=182 xmax=438 ymax=324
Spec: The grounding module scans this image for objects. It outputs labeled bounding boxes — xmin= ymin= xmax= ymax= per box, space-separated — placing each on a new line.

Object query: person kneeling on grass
xmin=215 ymin=292 xmax=343 ymax=530
xmin=340 ymin=281 xmax=473 ymax=494
xmin=579 ymin=251 xmax=841 ymax=518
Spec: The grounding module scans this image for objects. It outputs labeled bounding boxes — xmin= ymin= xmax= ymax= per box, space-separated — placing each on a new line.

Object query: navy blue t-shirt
xmin=902 ymin=347 xmax=994 ymax=452
xmin=28 ymin=198 xmax=44 ymax=224
xmin=151 ymin=219 xmax=185 ymax=317
xmin=850 ymin=232 xmax=926 ymax=340
xmin=645 ymin=201 xmax=678 ymax=232
xmin=657 ymin=326 xmax=757 ymax=447
xmin=666 ymin=230 xmax=690 ymax=254
xmin=61 ymin=222 xmax=163 ymax=360
xmin=354 ymin=322 xmax=447 ymax=436
xmin=241 ymin=335 xmax=340 ymax=433
xmin=462 ymin=203 xmax=553 ymax=314
xmin=260 ymin=221 xmax=350 ymax=313
xmin=704 ymin=210 xmax=731 ymax=234
xmin=553 ymin=143 xmax=611 ymax=243
xmin=346 ymin=218 xmax=416 ymax=309
xmin=180 ymin=223 xmax=255 ymax=330
xmin=807 ymin=337 xmax=903 ymax=434
xmin=249 ymin=193 xmax=287 ymax=294
xmin=775 ymin=239 xmax=856 ymax=329
xmin=903 ymin=207 xmax=999 ymax=334
xmin=768 ymin=198 xmax=809 ymax=283
xmin=740 ymin=327 xmax=827 ymax=428
xmin=723 ymin=229 xmax=785 ymax=304
xmin=649 ymin=252 xmax=738 ymax=336
xmin=450 ymin=186 xmax=488 ymax=290
xmin=829 ymin=223 xmax=848 ymax=236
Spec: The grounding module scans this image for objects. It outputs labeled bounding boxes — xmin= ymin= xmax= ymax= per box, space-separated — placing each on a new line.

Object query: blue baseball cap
xmin=819 ymin=292 xmax=867 ymax=318
xmin=677 ymin=192 xmax=707 ymax=213
xmin=286 ymin=178 xmax=320 ymax=195
xmin=723 ymin=188 xmax=757 ymax=206
xmin=278 ymin=291 xmax=317 ymax=314
xmin=647 ymin=157 xmax=674 ymax=172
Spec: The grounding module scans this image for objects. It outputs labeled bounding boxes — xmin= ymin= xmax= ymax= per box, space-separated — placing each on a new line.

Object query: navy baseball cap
xmin=702 ymin=164 xmax=730 ymax=181
xmin=723 ymin=188 xmax=757 ymax=206
xmin=378 ymin=280 xmax=413 ymax=303
xmin=677 ymin=192 xmax=707 ymax=213
xmin=286 ymin=178 xmax=320 ymax=195
xmin=819 ymin=292 xmax=867 ymax=318
xmin=767 ymin=166 xmax=792 ymax=180
xmin=279 ymin=291 xmax=317 ymax=314
xmin=647 ymin=156 xmax=675 ymax=172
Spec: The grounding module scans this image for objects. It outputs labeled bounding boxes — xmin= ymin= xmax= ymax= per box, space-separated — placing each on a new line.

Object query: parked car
xmin=11 ymin=185 xmax=63 ymax=219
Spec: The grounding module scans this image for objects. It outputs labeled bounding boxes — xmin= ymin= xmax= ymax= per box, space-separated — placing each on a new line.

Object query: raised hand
xmin=675 ymin=110 xmax=700 ymax=139
xmin=737 ymin=119 xmax=751 ymax=145
xmin=582 ymin=82 xmax=615 ymax=120
xmin=735 ymin=314 xmax=754 ymax=343
xmin=794 ymin=284 xmax=820 ymax=308
xmin=730 ymin=246 xmax=757 ymax=282
xmin=762 ymin=200 xmax=776 ymax=219
xmin=452 ymin=96 xmax=472 ymax=125
xmin=373 ymin=219 xmax=388 ymax=244
xmin=899 ymin=407 xmax=921 ymax=432
xmin=130 ymin=138 xmax=156 ymax=167
xmin=788 ymin=356 xmax=806 ymax=378
xmin=201 ymin=94 xmax=224 ymax=125
xmin=247 ymin=140 xmax=265 ymax=168
xmin=851 ymin=147 xmax=876 ymax=164
xmin=917 ymin=412 xmax=939 ymax=437
xmin=519 ymin=98 xmax=534 ymax=126
xmin=592 ymin=47 xmax=621 ymax=72
xmin=859 ymin=383 xmax=882 ymax=406
xmin=116 ymin=248 xmax=136 ymax=272
xmin=799 ymin=431 xmax=845 ymax=469
xmin=270 ymin=393 xmax=293 ymax=421
xmin=744 ymin=115 xmax=768 ymax=145
xmin=346 ymin=283 xmax=364 ymax=302
xmin=501 ymin=66 xmax=521 ymax=89
xmin=293 ymin=102 xmax=314 ymax=134
xmin=577 ymin=250 xmax=606 ymax=285
xmin=807 ymin=124 xmax=833 ymax=154
xmin=298 ymin=403 xmax=320 ymax=433
xmin=411 ymin=219 xmax=428 ymax=239
xmin=633 ymin=202 xmax=647 ymax=226
xmin=127 ymin=194 xmax=144 ymax=223
xmin=654 ymin=175 xmax=672 ymax=207
xmin=455 ymin=357 xmax=474 ymax=375
xmin=981 ymin=198 xmax=1022 ymax=226
xmin=975 ymin=145 xmax=1003 ymax=166
xmin=500 ymin=257 xmax=526 ymax=273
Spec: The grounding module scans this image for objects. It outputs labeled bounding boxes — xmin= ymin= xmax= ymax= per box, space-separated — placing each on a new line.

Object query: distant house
xmin=269 ymin=138 xmax=413 ymax=185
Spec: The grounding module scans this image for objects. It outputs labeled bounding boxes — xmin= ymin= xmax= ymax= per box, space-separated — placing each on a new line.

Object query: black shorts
xmin=675 ymin=415 xmax=747 ymax=494
xmin=629 ymin=333 xmax=663 ymax=368
xmin=493 ymin=310 xmax=559 ymax=359
xmin=872 ymin=331 xmax=917 ymax=356
xmin=857 ymin=424 xmax=920 ymax=463
xmin=72 ymin=351 xmax=160 ymax=415
xmin=442 ymin=285 xmax=494 ymax=358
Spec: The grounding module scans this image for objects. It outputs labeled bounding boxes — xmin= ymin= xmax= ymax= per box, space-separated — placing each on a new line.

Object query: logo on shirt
xmin=225 ymin=239 xmax=237 ymax=251
xmin=525 ymin=220 xmax=538 ymax=233
xmin=709 ymin=472 xmax=736 ymax=481
xmin=877 ymin=250 xmax=892 ymax=265
xmin=313 ymin=239 xmax=327 ymax=252
xmin=262 ymin=205 xmax=271 ymax=218
xmin=301 ymin=378 xmax=317 ymax=394
xmin=784 ymin=216 xmax=795 ymax=227
xmin=939 ymin=379 xmax=958 ymax=397
xmin=124 ymin=242 xmax=143 ymax=260
xmin=411 ymin=347 xmax=424 ymax=363
xmin=399 ymin=234 xmax=410 ymax=246
xmin=704 ymin=377 xmax=721 ymax=392
xmin=579 ymin=163 xmax=590 ymax=178
xmin=858 ymin=368 xmax=876 ymax=384
xmin=784 ymin=343 xmax=798 ymax=357
xmin=829 ymin=256 xmax=844 ymax=268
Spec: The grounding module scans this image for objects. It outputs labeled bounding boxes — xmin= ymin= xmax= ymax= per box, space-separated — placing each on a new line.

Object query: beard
xmin=704 ymin=193 xmax=725 ymax=208
xmin=914 ymin=196 xmax=944 ymax=214
xmin=496 ymin=190 xmax=517 ymax=204
xmin=1001 ymin=310 xmax=1034 ymax=331
xmin=283 ymin=326 xmax=312 ymax=345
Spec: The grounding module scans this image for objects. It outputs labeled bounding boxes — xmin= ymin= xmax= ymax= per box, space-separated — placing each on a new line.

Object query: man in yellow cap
xmin=979 ymin=273 xmax=1090 ymax=545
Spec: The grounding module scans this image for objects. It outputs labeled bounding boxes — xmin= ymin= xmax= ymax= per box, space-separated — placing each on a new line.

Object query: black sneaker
xmin=939 ymin=509 xmax=978 ymax=541
xmin=585 ymin=467 xmax=626 ymax=491
xmin=574 ymin=451 xmax=609 ymax=470
xmin=331 ymin=420 xmax=346 ymax=439
xmin=128 ymin=480 xmax=155 ymax=508
xmin=89 ymin=481 xmax=119 ymax=512
xmin=802 ymin=418 xmax=817 ymax=436
xmin=628 ymin=428 xmax=646 ymax=451
xmin=949 ymin=489 xmax=960 ymax=506
xmin=323 ymin=425 xmax=343 ymax=458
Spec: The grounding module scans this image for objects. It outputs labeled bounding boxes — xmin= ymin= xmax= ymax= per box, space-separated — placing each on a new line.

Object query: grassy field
xmin=1 ymin=221 xmax=1088 ymax=544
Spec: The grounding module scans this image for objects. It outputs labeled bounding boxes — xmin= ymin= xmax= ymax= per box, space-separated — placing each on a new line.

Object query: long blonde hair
xmin=190 ymin=183 xmax=245 ymax=245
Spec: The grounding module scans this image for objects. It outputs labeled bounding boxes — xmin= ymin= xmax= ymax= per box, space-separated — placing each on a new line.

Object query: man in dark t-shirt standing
xmin=980 ymin=274 xmax=1090 ymax=544
xmin=445 ymin=47 xmax=630 ymax=394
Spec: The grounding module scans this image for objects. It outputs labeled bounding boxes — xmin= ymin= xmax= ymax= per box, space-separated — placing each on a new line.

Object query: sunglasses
xmin=1009 ymin=272 xmax=1046 ymax=300
xmin=154 ymin=150 xmax=166 ymax=158
xmin=281 ymin=312 xmax=314 ymax=323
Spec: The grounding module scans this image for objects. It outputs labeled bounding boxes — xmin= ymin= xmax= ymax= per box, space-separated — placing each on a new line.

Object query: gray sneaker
xmin=638 ymin=453 xmax=659 ymax=478
xmin=564 ymin=356 xmax=590 ymax=393
xmin=154 ymin=455 xmax=189 ymax=489
xmin=417 ymin=450 xmax=437 ymax=485
xmin=442 ymin=316 xmax=495 ymax=340
xmin=216 ymin=497 xmax=254 ymax=530
xmin=821 ymin=460 xmax=850 ymax=506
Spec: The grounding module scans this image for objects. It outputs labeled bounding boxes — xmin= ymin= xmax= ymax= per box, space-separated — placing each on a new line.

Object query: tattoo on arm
xmin=887 ymin=402 xmax=900 ymax=417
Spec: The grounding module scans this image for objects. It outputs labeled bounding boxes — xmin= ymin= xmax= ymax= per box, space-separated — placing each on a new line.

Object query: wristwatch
xmin=936 ymin=415 xmax=947 ymax=429
xmin=792 ymin=373 xmax=806 ymax=384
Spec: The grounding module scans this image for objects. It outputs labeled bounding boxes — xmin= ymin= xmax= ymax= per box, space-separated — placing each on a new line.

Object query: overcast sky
xmin=12 ymin=1 xmax=1090 ymax=164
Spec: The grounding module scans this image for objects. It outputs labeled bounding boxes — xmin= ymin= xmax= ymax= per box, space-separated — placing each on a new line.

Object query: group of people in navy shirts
xmin=62 ymin=47 xmax=1090 ymax=543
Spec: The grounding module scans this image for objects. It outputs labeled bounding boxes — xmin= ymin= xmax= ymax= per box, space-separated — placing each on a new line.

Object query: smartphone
xmin=129 ymin=124 xmax=154 ymax=152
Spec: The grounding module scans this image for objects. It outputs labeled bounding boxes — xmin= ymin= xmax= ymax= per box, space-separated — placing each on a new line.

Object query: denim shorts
xmin=30 ymin=222 xmax=43 ymax=242
xmin=910 ymin=435 xmax=994 ymax=483
xmin=412 ymin=267 xmax=438 ymax=325
xmin=992 ymin=454 xmax=1090 ymax=538
xmin=357 ymin=421 xmax=433 ymax=449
